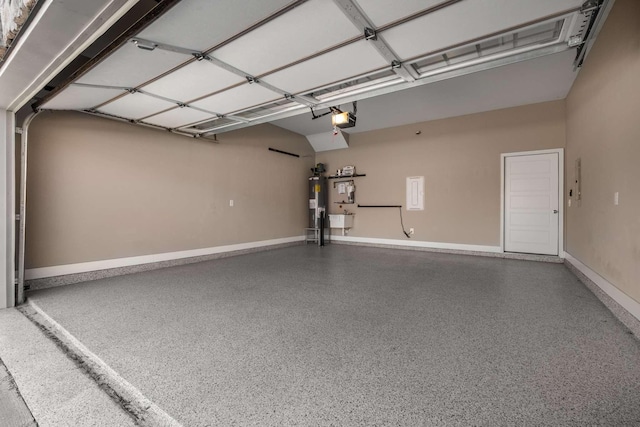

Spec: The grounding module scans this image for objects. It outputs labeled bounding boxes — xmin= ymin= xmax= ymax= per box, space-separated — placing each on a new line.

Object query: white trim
xmin=330 ymin=235 xmax=501 ymax=253
xmin=501 ymin=148 xmax=564 ymax=158
xmin=1 ymin=109 xmax=15 ymax=309
xmin=7 ymin=111 xmax=15 ymax=307
xmin=565 ymin=252 xmax=640 ymax=322
xmin=500 ymin=148 xmax=564 ymax=258
xmin=25 ymin=236 xmax=304 ymax=280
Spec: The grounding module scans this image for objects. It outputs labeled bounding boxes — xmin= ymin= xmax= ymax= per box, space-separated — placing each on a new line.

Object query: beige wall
xmin=565 ymin=0 xmax=640 ymax=303
xmin=317 ymin=101 xmax=566 ymax=245
xmin=25 ymin=111 xmax=314 ymax=268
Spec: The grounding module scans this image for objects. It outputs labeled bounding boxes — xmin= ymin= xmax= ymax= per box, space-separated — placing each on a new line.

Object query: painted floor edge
xmin=18 ymin=299 xmax=183 ymax=427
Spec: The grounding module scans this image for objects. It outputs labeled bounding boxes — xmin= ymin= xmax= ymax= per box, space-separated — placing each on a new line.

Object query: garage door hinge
xmin=15 ymin=127 xmax=23 ymax=134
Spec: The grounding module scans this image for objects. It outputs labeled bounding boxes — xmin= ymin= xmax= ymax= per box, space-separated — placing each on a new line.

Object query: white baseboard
xmin=329 ymin=235 xmax=501 ymax=254
xmin=565 ymin=252 xmax=640 ymax=322
xmin=25 ymin=236 xmax=305 ymax=280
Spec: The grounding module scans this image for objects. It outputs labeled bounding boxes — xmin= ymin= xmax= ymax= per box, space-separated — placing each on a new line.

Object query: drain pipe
xmin=16 ymin=111 xmax=40 ymax=305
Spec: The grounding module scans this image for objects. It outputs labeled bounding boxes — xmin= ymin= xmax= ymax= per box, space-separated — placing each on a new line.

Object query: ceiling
xmin=35 ymin=0 xmax=607 ymax=144
xmin=274 ymin=49 xmax=578 ymax=137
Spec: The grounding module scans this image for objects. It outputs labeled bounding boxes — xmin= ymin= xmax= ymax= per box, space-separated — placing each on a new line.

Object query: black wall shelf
xmin=327 ymin=174 xmax=366 ymax=179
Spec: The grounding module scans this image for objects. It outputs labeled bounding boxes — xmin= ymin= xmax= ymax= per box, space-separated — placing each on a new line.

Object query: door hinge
xmin=15 ymin=127 xmax=23 ymax=134
xmin=15 ymin=214 xmax=20 ymax=221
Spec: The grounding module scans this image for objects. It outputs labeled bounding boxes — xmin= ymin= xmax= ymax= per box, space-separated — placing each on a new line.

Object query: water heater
xmin=308 ymin=176 xmax=327 ymax=245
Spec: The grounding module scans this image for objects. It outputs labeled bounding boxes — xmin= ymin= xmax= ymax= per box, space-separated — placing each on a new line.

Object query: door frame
xmin=500 ymin=148 xmax=564 ymax=257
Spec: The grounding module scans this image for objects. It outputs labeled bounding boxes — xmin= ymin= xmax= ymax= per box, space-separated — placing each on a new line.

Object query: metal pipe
xmin=319 ymin=211 xmax=325 ymax=247
xmin=17 ymin=111 xmax=40 ymax=305
xmin=78 ymin=109 xmax=200 ymax=139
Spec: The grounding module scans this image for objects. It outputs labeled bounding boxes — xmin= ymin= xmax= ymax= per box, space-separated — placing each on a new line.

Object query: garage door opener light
xmin=331 ymin=111 xmax=356 ymax=128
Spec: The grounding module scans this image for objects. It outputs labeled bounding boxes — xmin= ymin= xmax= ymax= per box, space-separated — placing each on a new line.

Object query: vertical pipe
xmin=319 ymin=211 xmax=325 ymax=247
xmin=17 ymin=112 xmax=39 ymax=305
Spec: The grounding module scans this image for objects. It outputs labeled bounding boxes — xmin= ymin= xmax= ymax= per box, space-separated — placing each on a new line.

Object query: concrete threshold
xmin=0 ymin=305 xmax=137 ymax=426
xmin=0 ymin=357 xmax=36 ymax=426
xmin=16 ymin=299 xmax=182 ymax=427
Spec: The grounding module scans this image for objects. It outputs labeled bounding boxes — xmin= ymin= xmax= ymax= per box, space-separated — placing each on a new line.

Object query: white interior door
xmin=504 ymin=152 xmax=559 ymax=255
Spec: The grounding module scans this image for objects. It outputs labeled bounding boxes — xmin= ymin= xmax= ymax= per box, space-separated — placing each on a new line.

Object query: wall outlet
xmin=229 ymin=199 xmax=234 ymax=207
xmin=614 ymin=192 xmax=619 ymax=205
xmin=409 ymin=228 xmax=415 ymax=235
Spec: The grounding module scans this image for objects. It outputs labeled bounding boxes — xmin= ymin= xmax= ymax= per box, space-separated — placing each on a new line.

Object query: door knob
xmin=553 ymin=209 xmax=558 ymax=214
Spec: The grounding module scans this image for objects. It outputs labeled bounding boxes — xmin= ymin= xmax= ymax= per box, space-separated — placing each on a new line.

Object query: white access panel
xmin=305 ymin=130 xmax=349 ymax=152
xmin=406 ymin=176 xmax=424 ymax=211
xmin=504 ymin=152 xmax=559 ymax=255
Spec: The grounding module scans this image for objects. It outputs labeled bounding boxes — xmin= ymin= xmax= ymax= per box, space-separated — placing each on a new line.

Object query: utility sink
xmin=328 ymin=214 xmax=354 ymax=231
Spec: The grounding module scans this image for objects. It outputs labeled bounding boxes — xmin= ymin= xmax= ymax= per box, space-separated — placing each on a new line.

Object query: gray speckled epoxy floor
xmin=29 ymin=245 xmax=640 ymax=426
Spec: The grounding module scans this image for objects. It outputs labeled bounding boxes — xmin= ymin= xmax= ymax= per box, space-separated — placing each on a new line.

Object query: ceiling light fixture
xmin=332 ymin=111 xmax=356 ymax=128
